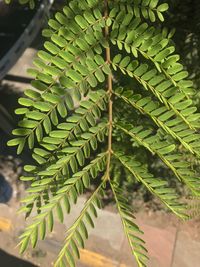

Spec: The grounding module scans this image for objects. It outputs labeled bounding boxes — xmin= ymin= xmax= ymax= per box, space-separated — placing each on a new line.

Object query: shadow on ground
xmin=0 ymin=249 xmax=38 ymax=267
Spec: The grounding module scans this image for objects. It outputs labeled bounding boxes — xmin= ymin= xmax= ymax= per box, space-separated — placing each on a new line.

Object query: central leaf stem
xmin=104 ymin=0 xmax=113 ymax=180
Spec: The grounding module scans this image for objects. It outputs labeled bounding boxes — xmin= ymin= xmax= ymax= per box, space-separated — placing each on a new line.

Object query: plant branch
xmin=104 ymin=0 xmax=113 ymax=180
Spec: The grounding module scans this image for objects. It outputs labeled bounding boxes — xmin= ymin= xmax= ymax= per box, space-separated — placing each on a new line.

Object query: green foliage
xmin=111 ymin=182 xmax=149 ymax=267
xmin=114 ymin=150 xmax=188 ymax=219
xmin=7 ymin=0 xmax=200 ymax=266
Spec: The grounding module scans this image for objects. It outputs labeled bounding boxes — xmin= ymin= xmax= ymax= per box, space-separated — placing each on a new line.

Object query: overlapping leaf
xmin=8 ymin=0 xmax=110 ymax=153
xmin=19 ymin=153 xmax=107 ymax=253
xmin=114 ymin=150 xmax=188 ymax=219
xmin=109 ymin=0 xmax=169 ymax=22
xmin=114 ymin=88 xmax=200 ymax=156
xmin=111 ymin=182 xmax=149 ymax=267
xmin=7 ymin=1 xmax=200 ymax=267
xmin=116 ymin=121 xmax=200 ymax=196
xmin=54 ymin=181 xmax=105 ymax=267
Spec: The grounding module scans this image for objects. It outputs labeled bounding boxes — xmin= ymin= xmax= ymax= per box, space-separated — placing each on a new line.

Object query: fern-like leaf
xmin=7 ymin=0 xmax=200 ymax=266
xmin=55 ymin=181 xmax=105 ymax=267
xmin=113 ymin=150 xmax=188 ymax=219
xmin=19 ymin=153 xmax=107 ymax=252
xmin=111 ymin=182 xmax=149 ymax=267
xmin=115 ymin=87 xmax=200 ymax=156
xmin=116 ymin=121 xmax=200 ymax=196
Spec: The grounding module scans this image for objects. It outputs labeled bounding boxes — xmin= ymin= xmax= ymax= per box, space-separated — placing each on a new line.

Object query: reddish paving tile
xmin=172 ymin=231 xmax=200 ymax=267
xmin=118 ymin=238 xmax=142 ymax=267
xmin=119 ymin=222 xmax=177 ymax=267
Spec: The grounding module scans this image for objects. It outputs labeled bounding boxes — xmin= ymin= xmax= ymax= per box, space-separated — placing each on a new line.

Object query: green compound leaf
xmin=8 ymin=1 xmax=200 ymax=267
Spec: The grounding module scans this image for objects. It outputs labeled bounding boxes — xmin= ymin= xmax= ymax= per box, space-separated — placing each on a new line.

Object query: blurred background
xmin=0 ymin=1 xmax=200 ymax=266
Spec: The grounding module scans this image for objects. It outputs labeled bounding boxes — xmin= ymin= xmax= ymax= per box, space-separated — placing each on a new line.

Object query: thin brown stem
xmin=104 ymin=0 xmax=113 ymax=180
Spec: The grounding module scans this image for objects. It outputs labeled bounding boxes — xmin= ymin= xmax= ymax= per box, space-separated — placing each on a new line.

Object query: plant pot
xmin=0 ymin=0 xmax=52 ymax=80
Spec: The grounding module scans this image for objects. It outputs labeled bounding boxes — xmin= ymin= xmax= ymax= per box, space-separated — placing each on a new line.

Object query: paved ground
xmin=0 ymin=197 xmax=200 ymax=267
xmin=2 ymin=47 xmax=36 ymax=91
xmin=0 ymin=48 xmax=200 ymax=267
